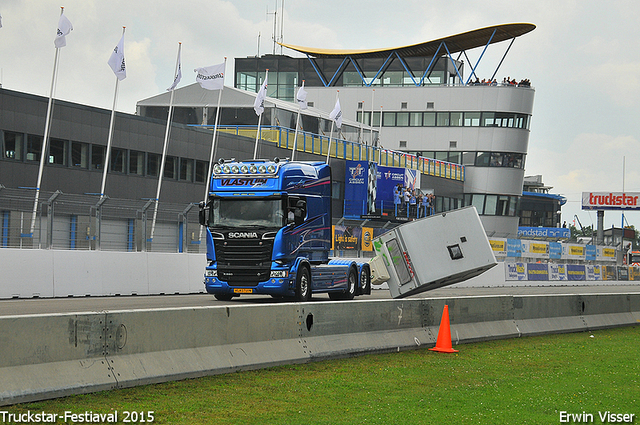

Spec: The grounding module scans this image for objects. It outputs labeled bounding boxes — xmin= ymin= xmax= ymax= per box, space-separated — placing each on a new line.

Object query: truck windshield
xmin=209 ymin=198 xmax=284 ymax=229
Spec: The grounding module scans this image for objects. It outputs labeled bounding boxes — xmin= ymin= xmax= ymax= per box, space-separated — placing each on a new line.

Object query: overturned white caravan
xmin=370 ymin=207 xmax=497 ymax=298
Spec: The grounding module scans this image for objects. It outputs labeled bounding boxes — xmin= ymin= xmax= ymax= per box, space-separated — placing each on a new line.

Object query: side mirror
xmin=198 ymin=201 xmax=207 ymax=226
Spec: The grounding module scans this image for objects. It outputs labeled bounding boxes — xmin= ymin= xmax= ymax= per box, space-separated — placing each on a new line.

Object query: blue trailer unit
xmin=199 ymin=159 xmax=369 ymax=301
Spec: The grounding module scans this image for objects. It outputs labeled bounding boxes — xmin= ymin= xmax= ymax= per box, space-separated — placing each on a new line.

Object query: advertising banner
xmin=517 ymin=227 xmax=571 ymax=239
xmin=507 ymin=238 xmax=522 ymax=257
xmin=333 ymin=225 xmax=361 ymax=251
xmin=505 ymin=262 xmax=527 ymax=280
xmin=585 ymin=245 xmax=596 ymax=261
xmin=376 ymin=165 xmax=405 ymax=210
xmin=564 ymin=244 xmax=585 ymax=261
xmin=527 ymin=263 xmax=549 ymax=281
xmin=617 ymin=266 xmax=629 ymax=281
xmin=528 ymin=241 xmax=549 ymax=258
xmin=629 ymin=267 xmax=640 ymax=281
xmin=549 ymin=263 xmax=568 ymax=280
xmin=489 ymin=238 xmax=507 ymax=256
xmin=549 ymin=242 xmax=562 ymax=259
xmin=582 ymin=192 xmax=640 ymax=210
xmin=586 ymin=265 xmax=602 ymax=281
xmin=598 ymin=247 xmax=616 ymax=262
xmin=361 ymin=227 xmax=374 ymax=252
xmin=566 ymin=264 xmax=586 ymax=281
xmin=344 ymin=161 xmax=369 ymax=217
xmin=602 ymin=266 xmax=617 ymax=281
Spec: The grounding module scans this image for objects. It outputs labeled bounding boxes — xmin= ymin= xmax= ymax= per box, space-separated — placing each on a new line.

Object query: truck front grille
xmin=214 ymin=238 xmax=273 ymax=286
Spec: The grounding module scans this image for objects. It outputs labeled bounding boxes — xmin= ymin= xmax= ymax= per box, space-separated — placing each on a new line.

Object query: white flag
xmin=167 ymin=48 xmax=182 ymax=91
xmin=254 ymin=75 xmax=268 ymax=116
xmin=296 ymin=81 xmax=308 ymax=110
xmin=329 ymin=98 xmax=343 ymax=129
xmin=195 ymin=62 xmax=225 ymax=91
xmin=107 ymin=34 xmax=126 ymax=81
xmin=54 ymin=12 xmax=73 ymax=48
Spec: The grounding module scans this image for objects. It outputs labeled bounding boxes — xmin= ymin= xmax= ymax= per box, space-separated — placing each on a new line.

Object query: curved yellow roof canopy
xmin=279 ymin=23 xmax=535 ymax=59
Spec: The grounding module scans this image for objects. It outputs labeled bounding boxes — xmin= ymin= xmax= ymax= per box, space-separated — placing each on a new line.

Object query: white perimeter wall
xmin=0 ymin=249 xmax=206 ymax=298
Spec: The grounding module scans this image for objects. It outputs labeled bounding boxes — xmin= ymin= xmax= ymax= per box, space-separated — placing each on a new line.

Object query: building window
xmin=71 ymin=141 xmax=89 ymax=168
xmin=423 ymin=112 xmax=436 ymax=127
xmin=163 ymin=156 xmax=177 ymax=179
xmin=147 ymin=153 xmax=160 ymax=177
xmin=465 ymin=193 xmax=519 ymax=217
xmin=91 ymin=145 xmax=105 ymax=170
xmin=26 ymin=135 xmax=42 ymax=161
xmin=409 ymin=112 xmax=422 ymax=126
xmin=481 ymin=112 xmax=496 ymax=127
xmin=382 ymin=112 xmax=395 ymax=127
xmin=110 ymin=147 xmax=127 ymax=173
xmin=436 ymin=112 xmax=449 ymax=126
xmin=3 ymin=131 xmax=23 ymax=160
xmin=450 ymin=112 xmax=463 ymax=127
xmin=129 ymin=150 xmax=144 ymax=175
xmin=464 ymin=112 xmax=481 ymax=126
xmin=195 ymin=160 xmax=207 ymax=183
xmin=396 ymin=112 xmax=409 ymax=126
xmin=399 ymin=141 xmax=407 ymax=148
xmin=462 ymin=151 xmax=476 ymax=166
xmin=48 ymin=138 xmax=67 ymax=165
xmin=179 ymin=158 xmax=194 ymax=181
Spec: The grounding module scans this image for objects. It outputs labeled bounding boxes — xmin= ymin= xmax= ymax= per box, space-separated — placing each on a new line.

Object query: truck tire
xmin=329 ymin=267 xmax=357 ymax=300
xmin=359 ymin=265 xmax=371 ymax=295
xmin=295 ymin=266 xmax=311 ymax=302
xmin=344 ymin=267 xmax=357 ymax=300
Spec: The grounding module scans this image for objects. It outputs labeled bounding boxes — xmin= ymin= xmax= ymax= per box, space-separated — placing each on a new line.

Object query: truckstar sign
xmin=582 ymin=192 xmax=640 ymax=210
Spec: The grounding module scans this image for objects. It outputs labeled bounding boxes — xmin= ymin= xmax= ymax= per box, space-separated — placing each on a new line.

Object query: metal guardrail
xmin=0 ymin=187 xmax=203 ymax=253
xmin=211 ymin=125 xmax=465 ymax=181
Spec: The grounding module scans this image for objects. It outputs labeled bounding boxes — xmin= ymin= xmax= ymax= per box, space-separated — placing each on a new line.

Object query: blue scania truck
xmin=198 ymin=158 xmax=371 ymax=301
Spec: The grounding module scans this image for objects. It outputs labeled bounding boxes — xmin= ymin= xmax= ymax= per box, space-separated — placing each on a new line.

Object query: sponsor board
xmin=582 ymin=192 xmax=640 ymax=210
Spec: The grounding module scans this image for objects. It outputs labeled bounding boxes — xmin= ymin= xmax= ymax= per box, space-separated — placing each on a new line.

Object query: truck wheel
xmin=344 ymin=267 xmax=357 ymax=300
xmin=360 ymin=266 xmax=371 ymax=295
xmin=214 ymin=293 xmax=234 ymax=301
xmin=295 ymin=267 xmax=311 ymax=302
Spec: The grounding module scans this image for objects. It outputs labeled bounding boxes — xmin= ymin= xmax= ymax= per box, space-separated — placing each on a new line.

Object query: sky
xmin=2 ymin=0 xmax=640 ymax=232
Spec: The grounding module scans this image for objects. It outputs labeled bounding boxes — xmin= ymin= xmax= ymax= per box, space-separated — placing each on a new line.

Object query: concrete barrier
xmin=1 ymin=293 xmax=639 ymax=406
xmin=0 ymin=249 xmax=207 ymax=298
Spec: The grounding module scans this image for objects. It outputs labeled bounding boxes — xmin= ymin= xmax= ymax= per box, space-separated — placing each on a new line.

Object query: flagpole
xmin=199 ymin=58 xmax=226 ymax=241
xmin=326 ymin=121 xmax=335 ymax=165
xmin=326 ymin=91 xmax=339 ymax=165
xmin=100 ymin=26 xmax=126 ymax=199
xmin=291 ymin=80 xmax=304 ymax=161
xmin=29 ymin=7 xmax=64 ymax=238
xmin=370 ymin=89 xmax=375 ymax=150
xmin=254 ymin=69 xmax=268 ymax=160
xmin=150 ymin=42 xmax=181 ymax=241
xmin=378 ymin=105 xmax=383 ymax=164
xmin=359 ymin=100 xmax=364 ymax=144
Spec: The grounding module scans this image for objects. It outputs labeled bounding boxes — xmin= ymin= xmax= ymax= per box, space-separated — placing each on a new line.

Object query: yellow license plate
xmin=233 ymin=288 xmax=253 ymax=294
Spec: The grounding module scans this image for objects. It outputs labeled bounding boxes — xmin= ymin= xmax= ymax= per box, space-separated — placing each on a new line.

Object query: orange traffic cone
xmin=429 ymin=305 xmax=458 ymax=353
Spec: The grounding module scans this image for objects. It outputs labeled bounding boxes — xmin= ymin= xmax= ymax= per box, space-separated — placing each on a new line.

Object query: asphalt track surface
xmin=1 ymin=284 xmax=639 ymax=317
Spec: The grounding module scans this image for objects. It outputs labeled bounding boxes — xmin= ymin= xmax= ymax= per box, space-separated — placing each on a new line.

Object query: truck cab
xmin=199 ymin=158 xmax=369 ymax=301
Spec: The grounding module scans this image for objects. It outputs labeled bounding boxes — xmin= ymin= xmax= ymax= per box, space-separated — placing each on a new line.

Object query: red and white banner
xmin=582 ymin=192 xmax=640 ymax=210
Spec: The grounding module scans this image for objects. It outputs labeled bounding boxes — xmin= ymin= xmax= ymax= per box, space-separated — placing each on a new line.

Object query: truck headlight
xmin=270 ymin=270 xmax=288 ymax=278
xmin=205 ymin=269 xmax=217 ymax=277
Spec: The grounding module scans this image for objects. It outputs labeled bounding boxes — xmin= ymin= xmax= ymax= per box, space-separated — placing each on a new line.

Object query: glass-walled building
xmin=232 ymin=23 xmax=537 ymax=237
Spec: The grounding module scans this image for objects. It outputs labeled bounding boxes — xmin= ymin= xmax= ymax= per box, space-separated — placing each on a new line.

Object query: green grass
xmin=8 ymin=326 xmax=640 ymax=424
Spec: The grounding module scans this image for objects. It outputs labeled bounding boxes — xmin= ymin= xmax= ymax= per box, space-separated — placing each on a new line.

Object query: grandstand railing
xmin=211 ymin=125 xmax=465 ymax=182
